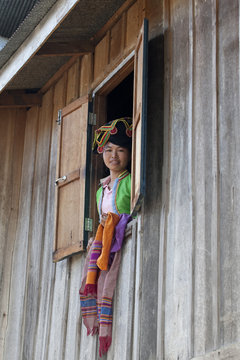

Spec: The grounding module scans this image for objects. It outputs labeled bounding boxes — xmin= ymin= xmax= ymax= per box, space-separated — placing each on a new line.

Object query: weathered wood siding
xmin=1 ymin=0 xmax=240 ymax=359
xmin=0 ymin=109 xmax=26 ymax=360
xmin=154 ymin=0 xmax=240 ymax=359
xmin=0 ymin=2 xmax=146 ymax=358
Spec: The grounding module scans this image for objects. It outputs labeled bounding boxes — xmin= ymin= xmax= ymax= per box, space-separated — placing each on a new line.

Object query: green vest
xmin=96 ymin=171 xmax=131 ymax=218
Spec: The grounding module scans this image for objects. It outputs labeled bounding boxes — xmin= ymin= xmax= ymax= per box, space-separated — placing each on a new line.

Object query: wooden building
xmin=0 ymin=0 xmax=240 ymax=359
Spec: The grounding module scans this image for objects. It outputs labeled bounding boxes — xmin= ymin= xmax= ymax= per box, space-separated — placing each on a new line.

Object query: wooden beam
xmin=0 ymin=90 xmax=42 ymax=108
xmin=36 ymin=40 xmax=94 ymax=56
xmin=0 ymin=0 xmax=81 ymax=94
xmin=39 ymin=55 xmax=79 ymax=94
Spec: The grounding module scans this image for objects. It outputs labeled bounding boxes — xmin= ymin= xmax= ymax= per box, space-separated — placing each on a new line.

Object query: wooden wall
xmin=153 ymin=0 xmax=240 ymax=359
xmin=0 ymin=1 xmax=148 ymax=359
xmin=0 ymin=109 xmax=26 ymax=360
xmin=1 ymin=0 xmax=240 ymax=359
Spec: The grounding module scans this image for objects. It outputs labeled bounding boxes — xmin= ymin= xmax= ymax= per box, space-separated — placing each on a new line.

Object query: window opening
xmin=90 ymin=70 xmax=134 ymax=232
xmin=99 ymin=72 xmax=134 ymax=179
xmin=106 ymin=72 xmax=133 ymax=122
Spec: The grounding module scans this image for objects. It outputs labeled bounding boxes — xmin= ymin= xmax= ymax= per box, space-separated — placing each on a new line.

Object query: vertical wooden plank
xmin=126 ymin=2 xmax=139 ymax=49
xmin=21 ymin=89 xmax=53 ymax=360
xmin=109 ymin=17 xmax=125 ymax=63
xmin=106 ymin=227 xmax=137 ymax=360
xmin=47 ymin=260 xmax=70 ymax=360
xmin=218 ymin=0 xmax=240 ymax=346
xmin=192 ymin=0 xmax=219 ymax=356
xmin=80 ymin=54 xmax=93 ymax=96
xmin=34 ymin=76 xmax=67 ymax=360
xmin=64 ymin=255 xmax=98 ymax=360
xmin=157 ymin=206 xmax=167 ymax=360
xmin=0 ymin=109 xmax=26 ymax=360
xmin=131 ymin=216 xmax=142 ymax=360
xmin=94 ymin=32 xmax=110 ymax=81
xmin=164 ymin=0 xmax=193 ymax=358
xmin=64 ymin=256 xmax=83 ymax=360
xmin=140 ymin=20 xmax=164 ymax=360
xmin=66 ymin=58 xmax=80 ymax=105
xmin=3 ymin=107 xmax=38 ymax=360
xmin=157 ymin=1 xmax=171 ymax=357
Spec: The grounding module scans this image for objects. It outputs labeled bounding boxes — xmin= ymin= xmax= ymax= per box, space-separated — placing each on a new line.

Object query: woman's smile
xmin=110 ymin=159 xmax=120 ymax=164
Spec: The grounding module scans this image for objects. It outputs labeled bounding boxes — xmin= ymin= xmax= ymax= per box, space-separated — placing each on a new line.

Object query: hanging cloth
xmin=79 ymin=212 xmax=130 ymax=357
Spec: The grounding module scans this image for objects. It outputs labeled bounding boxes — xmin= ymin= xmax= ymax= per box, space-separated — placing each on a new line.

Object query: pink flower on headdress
xmin=110 ymin=127 xmax=117 ymax=135
xmin=97 ymin=146 xmax=104 ymax=154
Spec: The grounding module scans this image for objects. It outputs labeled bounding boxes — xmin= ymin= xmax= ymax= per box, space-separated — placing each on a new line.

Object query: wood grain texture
xmin=163 ymin=1 xmax=194 ymax=358
xmin=140 ymin=31 xmax=164 ymax=360
xmin=1 ymin=1 xmax=240 ymax=359
xmin=22 ymin=89 xmax=53 ymax=360
xmin=110 ymin=17 xmax=125 ymax=63
xmin=106 ymin=224 xmax=137 ymax=359
xmin=2 ymin=107 xmax=38 ymax=360
xmin=160 ymin=0 xmax=240 ymax=358
xmin=54 ymin=98 xmax=88 ymax=259
xmin=218 ymin=0 xmax=240 ymax=347
xmin=80 ymin=53 xmax=93 ymax=96
xmin=40 ymin=56 xmax=79 ymax=94
xmin=66 ymin=58 xmax=80 ymax=105
xmin=192 ymin=0 xmax=219 ymax=355
xmin=0 ymin=109 xmax=26 ymax=360
xmin=47 ymin=259 xmax=70 ymax=360
xmin=35 ymin=75 xmax=67 ymax=359
xmin=94 ymin=32 xmax=110 ymax=81
xmin=131 ymin=216 xmax=142 ymax=360
xmin=126 ymin=2 xmax=140 ymax=49
xmin=192 ymin=344 xmax=240 ymax=360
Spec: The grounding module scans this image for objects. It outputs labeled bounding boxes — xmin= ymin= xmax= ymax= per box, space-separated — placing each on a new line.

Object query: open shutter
xmin=131 ymin=18 xmax=148 ymax=214
xmin=53 ymin=95 xmax=90 ymax=262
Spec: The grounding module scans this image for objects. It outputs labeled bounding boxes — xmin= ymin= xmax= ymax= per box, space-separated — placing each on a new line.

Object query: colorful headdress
xmin=92 ymin=117 xmax=132 ymax=154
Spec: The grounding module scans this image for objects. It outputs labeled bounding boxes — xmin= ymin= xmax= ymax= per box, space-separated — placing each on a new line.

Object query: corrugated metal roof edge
xmin=0 ymin=0 xmax=58 ymax=69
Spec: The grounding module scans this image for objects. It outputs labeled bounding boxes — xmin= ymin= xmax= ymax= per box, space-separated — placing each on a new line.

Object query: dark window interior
xmin=106 ymin=72 xmax=134 ymax=122
xmin=98 ymin=71 xmax=134 ymax=178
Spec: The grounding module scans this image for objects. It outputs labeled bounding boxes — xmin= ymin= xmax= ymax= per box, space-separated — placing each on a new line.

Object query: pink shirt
xmin=101 ymin=177 xmax=114 ymax=214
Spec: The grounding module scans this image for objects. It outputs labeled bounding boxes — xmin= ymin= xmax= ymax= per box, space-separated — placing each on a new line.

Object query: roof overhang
xmin=0 ymin=0 xmax=126 ymax=94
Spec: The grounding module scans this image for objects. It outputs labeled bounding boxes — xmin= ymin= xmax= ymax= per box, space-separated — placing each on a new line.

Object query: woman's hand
xmin=101 ymin=213 xmax=108 ymax=227
xmin=87 ymin=237 xmax=94 ymax=252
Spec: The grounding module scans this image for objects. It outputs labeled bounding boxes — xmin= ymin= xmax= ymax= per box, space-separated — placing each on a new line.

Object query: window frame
xmin=53 ymin=19 xmax=148 ymax=261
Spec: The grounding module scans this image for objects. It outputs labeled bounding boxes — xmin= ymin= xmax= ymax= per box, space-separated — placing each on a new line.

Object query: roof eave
xmin=0 ymin=0 xmax=81 ymax=94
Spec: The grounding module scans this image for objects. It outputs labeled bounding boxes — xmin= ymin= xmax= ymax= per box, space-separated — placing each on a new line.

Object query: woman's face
xmin=103 ymin=142 xmax=130 ymax=174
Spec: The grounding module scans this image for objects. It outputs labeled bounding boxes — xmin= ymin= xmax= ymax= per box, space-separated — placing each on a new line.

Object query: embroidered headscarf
xmin=92 ymin=117 xmax=132 ymax=154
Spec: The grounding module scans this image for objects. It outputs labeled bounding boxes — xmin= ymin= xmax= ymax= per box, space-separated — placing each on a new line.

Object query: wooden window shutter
xmin=131 ymin=18 xmax=148 ymax=214
xmin=53 ymin=95 xmax=91 ymax=262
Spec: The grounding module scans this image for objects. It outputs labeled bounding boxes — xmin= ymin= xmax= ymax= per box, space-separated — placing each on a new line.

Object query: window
xmin=53 ymin=19 xmax=148 ymax=262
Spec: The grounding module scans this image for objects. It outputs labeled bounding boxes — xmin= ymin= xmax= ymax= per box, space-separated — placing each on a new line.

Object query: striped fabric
xmin=99 ymin=297 xmax=113 ymax=327
xmin=80 ymin=296 xmax=97 ymax=318
xmin=80 ymin=212 xmax=126 ymax=357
